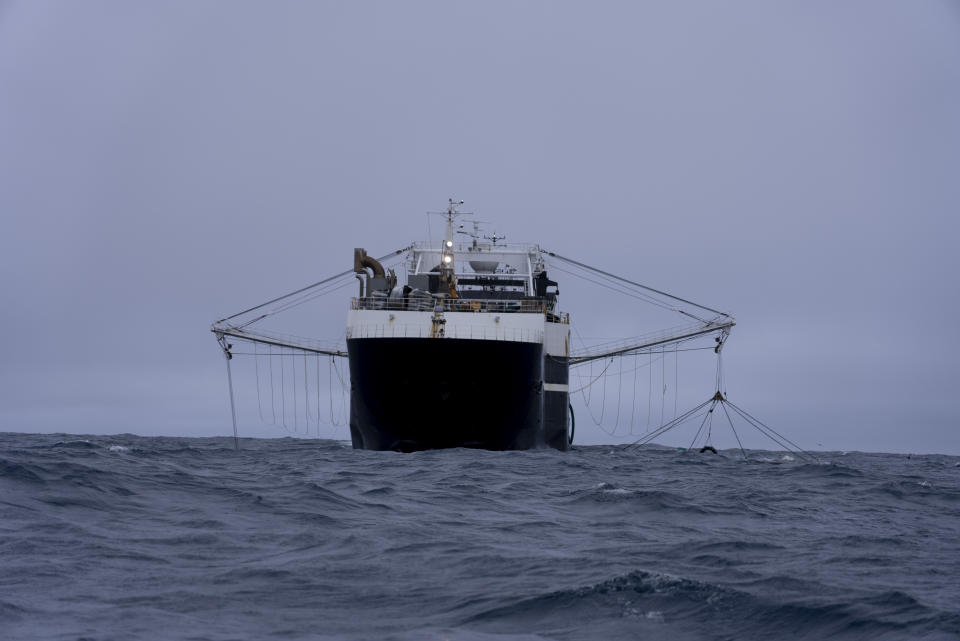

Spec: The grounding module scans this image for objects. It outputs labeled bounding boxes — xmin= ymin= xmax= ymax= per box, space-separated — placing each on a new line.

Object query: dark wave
xmin=1 ymin=433 xmax=958 ymax=641
xmin=0 ymin=458 xmax=46 ymax=484
xmin=465 ymin=569 xmax=960 ymax=640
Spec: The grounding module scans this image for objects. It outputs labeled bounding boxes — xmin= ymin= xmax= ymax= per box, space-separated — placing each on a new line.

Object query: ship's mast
xmin=440 ymin=198 xmax=462 ymax=297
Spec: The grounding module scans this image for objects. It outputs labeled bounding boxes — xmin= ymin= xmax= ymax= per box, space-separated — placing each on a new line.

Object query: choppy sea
xmin=1 ymin=433 xmax=959 ymax=641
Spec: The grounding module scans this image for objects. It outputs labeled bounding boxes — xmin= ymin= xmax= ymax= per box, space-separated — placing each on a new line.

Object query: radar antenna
xmin=484 ymin=231 xmax=506 ymax=245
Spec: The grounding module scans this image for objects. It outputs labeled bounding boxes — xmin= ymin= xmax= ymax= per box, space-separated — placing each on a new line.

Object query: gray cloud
xmin=2 ymin=1 xmax=958 ymax=453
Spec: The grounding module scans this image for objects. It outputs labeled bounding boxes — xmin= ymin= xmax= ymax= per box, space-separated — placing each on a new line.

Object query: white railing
xmin=410 ymin=240 xmax=541 ymax=254
xmin=352 ymin=296 xmax=550 ymax=314
xmin=346 ymin=323 xmax=544 ymax=344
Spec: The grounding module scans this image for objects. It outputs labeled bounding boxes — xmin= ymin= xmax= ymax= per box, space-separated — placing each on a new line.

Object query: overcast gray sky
xmin=2 ymin=1 xmax=958 ymax=454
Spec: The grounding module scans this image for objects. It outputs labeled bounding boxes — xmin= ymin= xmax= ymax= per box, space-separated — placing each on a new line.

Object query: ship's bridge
xmin=404 ymin=240 xmax=559 ymax=305
xmin=347 ymin=208 xmax=568 ymax=352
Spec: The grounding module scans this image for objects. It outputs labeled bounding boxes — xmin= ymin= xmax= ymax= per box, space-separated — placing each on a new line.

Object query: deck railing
xmin=346 ymin=323 xmax=544 ymax=343
xmin=351 ymin=296 xmax=552 ymax=315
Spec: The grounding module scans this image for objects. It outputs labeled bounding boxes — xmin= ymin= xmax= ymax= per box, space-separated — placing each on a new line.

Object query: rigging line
xmin=567 ymin=330 xmax=706 ymax=362
xmin=215 ymin=245 xmax=413 ymax=325
xmin=541 ymin=249 xmax=731 ymax=319
xmin=572 ymin=329 xmax=703 ymax=352
xmin=687 ymin=401 xmax=717 ymax=451
xmin=725 ymin=401 xmax=817 ymax=462
xmin=571 ymin=358 xmax=613 ymax=396
xmin=224 ymin=272 xmax=351 ymax=325
xmin=725 ymin=403 xmax=799 ymax=459
xmin=721 ymin=352 xmax=728 ymax=399
xmin=332 ymin=356 xmax=348 ymax=426
xmin=576 ymin=361 xmax=612 ymax=426
xmin=614 ymin=354 xmax=623 ymax=432
xmin=573 ymin=361 xmax=588 ymax=405
xmin=585 ymin=355 xmax=593 ymax=404
xmin=231 ymin=277 xmax=357 ymax=331
xmin=219 ymin=334 xmax=348 ymax=355
xmin=569 ymin=325 xmax=733 ymax=365
xmin=333 ymin=356 xmax=347 ymax=391
xmin=588 ymin=406 xmax=618 ymax=436
xmin=635 ymin=407 xmax=711 ymax=448
xmin=270 ymin=254 xmax=405 ymax=315
xmin=330 ymin=360 xmax=343 ymax=426
xmin=598 ymin=359 xmax=610 ymax=423
xmin=280 ymin=347 xmax=287 ymax=427
xmin=328 ymin=356 xmax=336 ymax=426
xmin=715 ymin=351 xmax=722 ymax=394
xmin=627 ymin=402 xmax=710 ymax=449
xmin=578 ymin=362 xmax=589 ymax=405
xmin=660 ymin=347 xmax=666 ymax=428
xmin=316 ymin=353 xmax=321 ymax=436
xmin=292 ymin=348 xmax=299 ymax=433
xmin=674 ymin=344 xmax=679 ymax=420
xmin=222 ymin=349 xmax=239 ymax=450
xmin=548 ymin=264 xmax=678 ymax=313
xmin=270 ymin=278 xmax=365 ymax=321
xmin=630 ymin=352 xmax=638 ymax=435
xmin=268 ymin=343 xmax=276 ymax=424
xmin=720 ymin=401 xmax=748 ymax=461
xmin=336 ymin=359 xmax=345 ymax=427
xmin=724 ymin=401 xmax=799 ymax=458
xmin=570 ymin=325 xmax=597 ymax=401
xmin=646 ymin=350 xmax=652 ymax=433
xmin=726 ymin=400 xmax=810 ymax=457
xmin=548 ymin=263 xmax=678 ymax=312
xmin=267 ymin=277 xmax=360 ymax=317
xmin=584 ymin=360 xmax=591 ymax=405
xmin=546 ymin=261 xmax=700 ymax=315
xmin=303 ymin=351 xmax=310 ymax=429
xmin=227 ymin=349 xmax=381 ymax=357
xmin=716 ymin=350 xmax=721 ymax=394
xmin=341 ymin=362 xmax=349 ymax=426
xmin=566 ymin=345 xmax=714 ymax=369
xmin=214 ymin=331 xmax=348 ymax=358
xmin=706 ymin=404 xmax=714 ymax=444
xmin=625 ymin=398 xmax=712 ymax=449
xmin=582 ymin=377 xmax=617 ymax=435
xmin=254 ymin=341 xmax=265 ymax=424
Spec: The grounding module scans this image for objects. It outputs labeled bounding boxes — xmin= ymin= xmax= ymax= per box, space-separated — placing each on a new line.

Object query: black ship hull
xmin=347 ymin=337 xmax=569 ymax=452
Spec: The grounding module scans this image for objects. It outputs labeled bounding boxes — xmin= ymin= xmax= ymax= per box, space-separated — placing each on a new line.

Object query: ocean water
xmin=1 ymin=433 xmax=958 ymax=641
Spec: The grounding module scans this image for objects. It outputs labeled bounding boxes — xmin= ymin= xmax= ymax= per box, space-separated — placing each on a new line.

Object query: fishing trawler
xmin=212 ymin=199 xmax=762 ymax=454
xmin=346 ymin=203 xmax=571 ymax=451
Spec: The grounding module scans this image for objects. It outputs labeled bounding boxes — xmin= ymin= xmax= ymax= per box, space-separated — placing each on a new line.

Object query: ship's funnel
xmin=354 ymin=248 xmax=385 ymax=278
xmin=354 ymin=248 xmax=390 ymax=295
